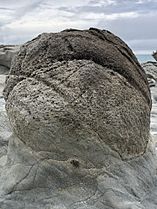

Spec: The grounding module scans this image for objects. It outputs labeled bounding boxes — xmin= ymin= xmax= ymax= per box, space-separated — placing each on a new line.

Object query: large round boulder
xmin=4 ymin=28 xmax=151 ymax=162
xmin=1 ymin=28 xmax=157 ymax=209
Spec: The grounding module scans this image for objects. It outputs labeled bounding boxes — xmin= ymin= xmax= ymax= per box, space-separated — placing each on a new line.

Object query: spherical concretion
xmin=4 ymin=28 xmax=151 ymax=163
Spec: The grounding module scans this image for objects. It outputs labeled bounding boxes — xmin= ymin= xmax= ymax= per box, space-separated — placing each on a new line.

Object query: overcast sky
xmin=0 ymin=0 xmax=156 ymax=54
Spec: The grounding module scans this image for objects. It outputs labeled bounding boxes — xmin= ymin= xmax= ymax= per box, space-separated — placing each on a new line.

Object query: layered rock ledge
xmin=0 ymin=45 xmax=20 ymax=97
xmin=0 ymin=45 xmax=20 ymax=74
xmin=0 ymin=28 xmax=157 ymax=209
xmin=142 ymin=61 xmax=157 ymax=139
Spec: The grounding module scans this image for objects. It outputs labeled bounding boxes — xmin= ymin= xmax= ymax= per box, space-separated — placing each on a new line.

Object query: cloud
xmin=0 ymin=0 xmax=156 ymax=54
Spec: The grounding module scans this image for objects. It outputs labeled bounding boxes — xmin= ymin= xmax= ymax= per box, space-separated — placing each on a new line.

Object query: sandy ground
xmin=0 ymin=75 xmax=6 ymax=98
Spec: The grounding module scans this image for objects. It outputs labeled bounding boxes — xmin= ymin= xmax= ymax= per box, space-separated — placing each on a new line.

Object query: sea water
xmin=136 ymin=54 xmax=156 ymax=63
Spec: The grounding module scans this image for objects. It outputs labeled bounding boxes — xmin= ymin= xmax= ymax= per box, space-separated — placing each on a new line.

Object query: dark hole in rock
xmin=70 ymin=159 xmax=80 ymax=168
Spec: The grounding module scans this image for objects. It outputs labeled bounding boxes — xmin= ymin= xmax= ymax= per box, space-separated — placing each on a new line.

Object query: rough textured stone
xmin=0 ymin=98 xmax=12 ymax=166
xmin=6 ymin=28 xmax=150 ymax=106
xmin=0 ymin=75 xmax=6 ymax=98
xmin=142 ymin=62 xmax=157 ymax=87
xmin=152 ymin=51 xmax=157 ymax=61
xmin=0 ymin=65 xmax=8 ymax=75
xmin=0 ymin=28 xmax=157 ymax=209
xmin=142 ymin=61 xmax=157 ymax=138
xmin=0 ymin=45 xmax=20 ymax=73
xmin=4 ymin=28 xmax=151 ymax=159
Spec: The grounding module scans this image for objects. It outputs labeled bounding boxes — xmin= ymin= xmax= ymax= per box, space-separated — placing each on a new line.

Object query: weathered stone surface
xmin=0 ymin=75 xmax=6 ymax=98
xmin=0 ymin=135 xmax=156 ymax=209
xmin=0 ymin=45 xmax=20 ymax=73
xmin=142 ymin=62 xmax=157 ymax=87
xmin=4 ymin=28 xmax=151 ymax=159
xmin=152 ymin=51 xmax=157 ymax=61
xmin=4 ymin=59 xmax=150 ymax=161
xmin=0 ymin=98 xmax=12 ymax=166
xmin=1 ymin=28 xmax=157 ymax=209
xmin=142 ymin=61 xmax=157 ymax=138
xmin=0 ymin=65 xmax=8 ymax=75
xmin=7 ymin=28 xmax=150 ymax=106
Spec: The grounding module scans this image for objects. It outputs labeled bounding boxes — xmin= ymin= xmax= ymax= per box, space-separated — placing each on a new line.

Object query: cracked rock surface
xmin=0 ymin=28 xmax=157 ymax=208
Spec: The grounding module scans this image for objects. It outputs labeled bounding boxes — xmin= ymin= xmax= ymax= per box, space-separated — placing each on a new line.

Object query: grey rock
xmin=1 ymin=28 xmax=157 ymax=209
xmin=4 ymin=28 xmax=151 ymax=159
xmin=142 ymin=61 xmax=157 ymax=137
xmin=142 ymin=61 xmax=157 ymax=88
xmin=4 ymin=59 xmax=150 ymax=160
xmin=152 ymin=51 xmax=157 ymax=61
xmin=6 ymin=28 xmax=150 ymax=106
xmin=0 ymin=136 xmax=156 ymax=209
xmin=0 ymin=98 xmax=12 ymax=166
xmin=0 ymin=75 xmax=6 ymax=98
xmin=0 ymin=65 xmax=8 ymax=75
xmin=0 ymin=45 xmax=20 ymax=73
